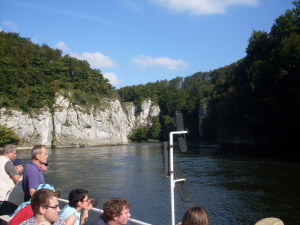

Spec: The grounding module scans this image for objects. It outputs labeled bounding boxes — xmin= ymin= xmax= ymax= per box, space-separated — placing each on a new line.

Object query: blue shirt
xmin=60 ymin=204 xmax=81 ymax=225
xmin=22 ymin=162 xmax=45 ymax=201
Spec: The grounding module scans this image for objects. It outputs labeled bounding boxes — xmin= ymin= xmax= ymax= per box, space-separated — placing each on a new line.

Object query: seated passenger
xmin=60 ymin=189 xmax=98 ymax=225
xmin=9 ymin=184 xmax=57 ymax=225
xmin=177 ymin=205 xmax=210 ymax=225
xmin=20 ymin=188 xmax=65 ymax=225
xmin=90 ymin=197 xmax=131 ymax=225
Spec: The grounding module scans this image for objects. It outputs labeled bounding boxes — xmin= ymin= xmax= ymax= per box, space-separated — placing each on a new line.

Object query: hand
xmin=87 ymin=199 xmax=98 ymax=210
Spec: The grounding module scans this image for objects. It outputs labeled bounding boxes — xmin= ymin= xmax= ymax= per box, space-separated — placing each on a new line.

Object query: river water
xmin=16 ymin=142 xmax=300 ymax=225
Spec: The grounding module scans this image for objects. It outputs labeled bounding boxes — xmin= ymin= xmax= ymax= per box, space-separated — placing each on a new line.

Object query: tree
xmin=0 ymin=125 xmax=20 ymax=147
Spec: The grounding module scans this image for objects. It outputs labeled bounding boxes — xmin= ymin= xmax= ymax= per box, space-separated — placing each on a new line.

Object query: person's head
xmin=181 ymin=205 xmax=210 ymax=225
xmin=255 ymin=217 xmax=284 ymax=225
xmin=36 ymin=183 xmax=56 ymax=192
xmin=32 ymin=144 xmax=48 ymax=164
xmin=3 ymin=144 xmax=17 ymax=160
xmin=13 ymin=158 xmax=25 ymax=173
xmin=68 ymin=189 xmax=89 ymax=209
xmin=31 ymin=189 xmax=60 ymax=223
xmin=102 ymin=198 xmax=131 ymax=225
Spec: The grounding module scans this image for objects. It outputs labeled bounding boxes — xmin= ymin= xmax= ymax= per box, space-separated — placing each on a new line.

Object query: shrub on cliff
xmin=0 ymin=125 xmax=20 ymax=147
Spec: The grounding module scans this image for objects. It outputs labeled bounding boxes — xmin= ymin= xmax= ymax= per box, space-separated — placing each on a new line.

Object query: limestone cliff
xmin=0 ymin=95 xmax=160 ymax=148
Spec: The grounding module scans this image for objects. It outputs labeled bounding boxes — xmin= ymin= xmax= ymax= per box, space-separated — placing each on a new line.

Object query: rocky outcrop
xmin=0 ymin=96 xmax=160 ymax=148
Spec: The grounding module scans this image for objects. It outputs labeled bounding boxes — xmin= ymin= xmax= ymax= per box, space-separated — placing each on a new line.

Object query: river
xmin=16 ymin=142 xmax=300 ymax=225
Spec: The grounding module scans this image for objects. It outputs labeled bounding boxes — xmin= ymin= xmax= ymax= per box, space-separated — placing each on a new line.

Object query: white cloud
xmin=103 ymin=72 xmax=122 ymax=86
xmin=149 ymin=0 xmax=259 ymax=14
xmin=70 ymin=52 xmax=118 ymax=69
xmin=55 ymin=41 xmax=69 ymax=51
xmin=2 ymin=20 xmax=18 ymax=31
xmin=54 ymin=42 xmax=117 ymax=69
xmin=132 ymin=55 xmax=188 ymax=70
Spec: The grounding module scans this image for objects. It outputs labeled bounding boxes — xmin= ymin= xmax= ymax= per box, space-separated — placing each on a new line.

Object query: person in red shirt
xmin=8 ymin=183 xmax=57 ymax=225
xmin=8 ymin=204 xmax=32 ymax=225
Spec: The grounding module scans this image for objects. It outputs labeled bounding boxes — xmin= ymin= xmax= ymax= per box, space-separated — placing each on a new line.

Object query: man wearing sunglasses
xmin=41 ymin=161 xmax=51 ymax=172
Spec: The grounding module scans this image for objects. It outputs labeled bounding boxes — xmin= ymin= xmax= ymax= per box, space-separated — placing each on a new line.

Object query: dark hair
xmin=31 ymin=189 xmax=58 ymax=214
xmin=181 ymin=205 xmax=210 ymax=225
xmin=68 ymin=189 xmax=88 ymax=208
xmin=102 ymin=198 xmax=131 ymax=221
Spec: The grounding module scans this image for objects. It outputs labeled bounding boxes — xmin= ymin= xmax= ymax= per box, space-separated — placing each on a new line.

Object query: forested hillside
xmin=119 ymin=1 xmax=300 ymax=149
xmin=0 ymin=32 xmax=116 ymax=112
xmin=1 ymin=2 xmax=299 ymax=150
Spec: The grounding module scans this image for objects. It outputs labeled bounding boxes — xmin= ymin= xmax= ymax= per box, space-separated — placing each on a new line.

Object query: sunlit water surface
xmin=17 ymin=143 xmax=300 ymax=225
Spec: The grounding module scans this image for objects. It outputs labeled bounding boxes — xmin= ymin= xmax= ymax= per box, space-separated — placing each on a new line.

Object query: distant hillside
xmin=1 ymin=2 xmax=299 ymax=151
xmin=0 ymin=31 xmax=117 ymax=112
xmin=118 ymin=1 xmax=300 ymax=151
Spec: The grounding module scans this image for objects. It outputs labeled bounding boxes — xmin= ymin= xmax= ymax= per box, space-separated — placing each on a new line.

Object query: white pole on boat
xmin=169 ymin=131 xmax=188 ymax=225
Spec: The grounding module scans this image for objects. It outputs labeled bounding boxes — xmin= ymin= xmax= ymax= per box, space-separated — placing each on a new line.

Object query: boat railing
xmin=0 ymin=198 xmax=152 ymax=225
xmin=58 ymin=198 xmax=152 ymax=225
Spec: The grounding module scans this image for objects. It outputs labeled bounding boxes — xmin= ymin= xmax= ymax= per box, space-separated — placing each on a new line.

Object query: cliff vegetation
xmin=1 ymin=2 xmax=299 ymax=149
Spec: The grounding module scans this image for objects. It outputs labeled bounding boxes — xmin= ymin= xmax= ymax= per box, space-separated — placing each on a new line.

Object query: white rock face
xmin=0 ymin=96 xmax=160 ymax=148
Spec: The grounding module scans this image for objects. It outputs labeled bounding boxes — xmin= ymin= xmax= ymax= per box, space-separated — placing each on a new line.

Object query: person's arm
xmin=29 ymin=188 xmax=36 ymax=197
xmin=5 ymin=161 xmax=21 ymax=183
xmin=80 ymin=199 xmax=98 ymax=225
xmin=65 ymin=214 xmax=77 ymax=225
xmin=11 ymin=174 xmax=21 ymax=184
xmin=80 ymin=209 xmax=89 ymax=225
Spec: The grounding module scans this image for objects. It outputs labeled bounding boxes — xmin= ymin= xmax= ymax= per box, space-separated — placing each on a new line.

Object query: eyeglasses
xmin=45 ymin=205 xmax=60 ymax=210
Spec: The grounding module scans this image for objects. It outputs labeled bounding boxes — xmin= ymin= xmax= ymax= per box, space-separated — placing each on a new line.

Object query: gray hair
xmin=31 ymin=145 xmax=46 ymax=159
xmin=3 ymin=144 xmax=17 ymax=154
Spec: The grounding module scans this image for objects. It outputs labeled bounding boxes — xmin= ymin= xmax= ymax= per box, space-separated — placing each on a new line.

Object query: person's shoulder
xmin=4 ymin=160 xmax=18 ymax=175
xmin=4 ymin=159 xmax=13 ymax=167
xmin=24 ymin=162 xmax=33 ymax=170
xmin=90 ymin=216 xmax=106 ymax=225
xmin=60 ymin=204 xmax=78 ymax=218
xmin=20 ymin=216 xmax=35 ymax=225
xmin=54 ymin=216 xmax=66 ymax=225
xmin=24 ymin=162 xmax=38 ymax=172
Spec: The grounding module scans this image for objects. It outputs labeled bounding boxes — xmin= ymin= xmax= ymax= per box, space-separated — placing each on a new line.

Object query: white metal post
xmin=169 ymin=131 xmax=188 ymax=225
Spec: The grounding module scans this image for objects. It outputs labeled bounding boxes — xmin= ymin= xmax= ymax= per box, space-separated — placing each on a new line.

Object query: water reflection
xmin=16 ymin=143 xmax=300 ymax=225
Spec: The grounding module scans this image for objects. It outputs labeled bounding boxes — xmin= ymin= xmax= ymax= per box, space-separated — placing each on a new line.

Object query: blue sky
xmin=0 ymin=0 xmax=293 ymax=89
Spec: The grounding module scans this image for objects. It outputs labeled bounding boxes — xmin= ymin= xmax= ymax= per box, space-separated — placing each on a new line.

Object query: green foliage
xmin=0 ymin=31 xmax=116 ymax=112
xmin=205 ymin=1 xmax=300 ymax=144
xmin=149 ymin=117 xmax=162 ymax=139
xmin=129 ymin=126 xmax=149 ymax=142
xmin=122 ymin=2 xmax=300 ymax=146
xmin=0 ymin=125 xmax=20 ymax=147
xmin=129 ymin=117 xmax=162 ymax=141
xmin=1 ymin=2 xmax=299 ymax=147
